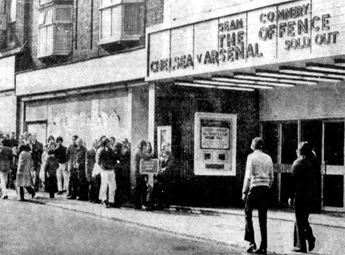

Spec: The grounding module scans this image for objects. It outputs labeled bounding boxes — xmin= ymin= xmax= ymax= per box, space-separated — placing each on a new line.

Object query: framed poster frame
xmin=157 ymin=125 xmax=172 ymax=157
xmin=194 ymin=112 xmax=237 ymax=176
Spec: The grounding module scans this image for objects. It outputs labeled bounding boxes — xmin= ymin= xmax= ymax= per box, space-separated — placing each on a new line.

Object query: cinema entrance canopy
xmin=147 ymin=0 xmax=345 ymax=89
xmin=145 ymin=0 xmax=345 ymax=211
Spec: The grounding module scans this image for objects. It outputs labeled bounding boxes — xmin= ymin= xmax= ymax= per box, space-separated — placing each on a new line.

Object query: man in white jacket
xmin=242 ymin=137 xmax=274 ymax=255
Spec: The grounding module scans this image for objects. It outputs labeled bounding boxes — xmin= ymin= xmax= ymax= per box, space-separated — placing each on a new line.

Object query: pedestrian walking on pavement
xmin=97 ymin=137 xmax=117 ymax=208
xmin=16 ymin=144 xmax=36 ymax=201
xmin=42 ymin=145 xmax=59 ymax=198
xmin=288 ymin=142 xmax=317 ymax=253
xmin=242 ymin=137 xmax=274 ymax=254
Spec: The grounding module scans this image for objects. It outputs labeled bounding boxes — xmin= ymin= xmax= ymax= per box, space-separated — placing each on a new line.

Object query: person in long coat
xmin=16 ymin=144 xmax=35 ymax=201
xmin=134 ymin=139 xmax=152 ymax=209
xmin=152 ymin=150 xmax=175 ymax=209
xmin=68 ymin=138 xmax=87 ymax=200
xmin=114 ymin=142 xmax=124 ymax=208
xmin=288 ymin=142 xmax=317 ymax=253
xmin=86 ymin=139 xmax=99 ymax=203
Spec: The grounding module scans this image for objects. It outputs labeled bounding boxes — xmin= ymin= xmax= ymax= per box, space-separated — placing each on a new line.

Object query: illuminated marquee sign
xmin=258 ymin=3 xmax=339 ymax=50
xmin=147 ymin=0 xmax=344 ymax=80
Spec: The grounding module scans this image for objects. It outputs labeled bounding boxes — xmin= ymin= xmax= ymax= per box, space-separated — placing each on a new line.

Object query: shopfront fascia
xmin=146 ymin=0 xmax=345 ymax=208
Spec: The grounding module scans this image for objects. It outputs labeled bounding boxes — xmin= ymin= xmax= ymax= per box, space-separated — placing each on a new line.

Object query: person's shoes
xmin=2 ymin=195 xmax=8 ymax=199
xmin=57 ymin=191 xmax=64 ymax=195
xmin=308 ymin=237 xmax=316 ymax=252
xmin=109 ymin=202 xmax=116 ymax=208
xmin=93 ymin=199 xmax=101 ymax=204
xmin=247 ymin=243 xmax=257 ymax=253
xmin=31 ymin=191 xmax=36 ymax=199
xmin=102 ymin=200 xmax=109 ymax=208
xmin=18 ymin=197 xmax=25 ymax=201
xmin=293 ymin=248 xmax=307 ymax=253
xmin=254 ymin=248 xmax=267 ymax=254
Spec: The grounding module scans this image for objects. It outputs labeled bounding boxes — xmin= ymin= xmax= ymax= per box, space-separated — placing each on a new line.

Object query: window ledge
xmin=99 ymin=35 xmax=142 ymax=45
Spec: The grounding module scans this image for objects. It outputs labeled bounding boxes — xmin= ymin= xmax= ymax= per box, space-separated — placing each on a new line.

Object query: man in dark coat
xmin=68 ymin=138 xmax=87 ymax=200
xmin=86 ymin=139 xmax=99 ymax=202
xmin=288 ymin=142 xmax=317 ymax=253
xmin=27 ymin=133 xmax=43 ymax=191
xmin=66 ymin=135 xmax=78 ymax=197
xmin=8 ymin=132 xmax=18 ymax=149
xmin=43 ymin=149 xmax=59 ymax=198
xmin=134 ymin=139 xmax=152 ymax=209
xmin=55 ymin=136 xmax=68 ymax=194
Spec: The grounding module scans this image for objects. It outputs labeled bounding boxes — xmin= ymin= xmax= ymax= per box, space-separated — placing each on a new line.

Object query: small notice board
xmin=139 ymin=159 xmax=159 ymax=174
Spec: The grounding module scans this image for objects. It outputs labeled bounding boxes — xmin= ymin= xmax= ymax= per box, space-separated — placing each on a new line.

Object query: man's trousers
xmin=244 ymin=186 xmax=270 ymax=250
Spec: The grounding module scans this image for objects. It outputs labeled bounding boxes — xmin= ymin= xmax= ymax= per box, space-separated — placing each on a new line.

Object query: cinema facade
xmin=145 ymin=0 xmax=345 ymax=211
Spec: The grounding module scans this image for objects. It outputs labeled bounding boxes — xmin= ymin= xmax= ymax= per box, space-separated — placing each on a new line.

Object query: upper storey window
xmin=8 ymin=0 xmax=16 ymax=22
xmin=37 ymin=1 xmax=73 ymax=59
xmin=99 ymin=0 xmax=145 ymax=45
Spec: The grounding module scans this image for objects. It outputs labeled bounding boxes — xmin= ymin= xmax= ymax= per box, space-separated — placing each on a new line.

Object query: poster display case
xmin=194 ymin=112 xmax=237 ymax=176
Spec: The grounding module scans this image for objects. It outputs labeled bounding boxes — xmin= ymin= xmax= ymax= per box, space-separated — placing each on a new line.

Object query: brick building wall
xmin=0 ymin=1 xmax=6 ymax=49
xmin=21 ymin=0 xmax=147 ymax=72
xmin=0 ymin=0 xmax=26 ymax=52
xmin=73 ymin=0 xmax=99 ymax=61
xmin=146 ymin=0 xmax=164 ymax=27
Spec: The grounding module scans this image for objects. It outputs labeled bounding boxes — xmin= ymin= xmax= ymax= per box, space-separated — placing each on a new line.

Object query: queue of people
xmin=0 ymin=131 xmax=173 ymax=210
xmin=0 ymin=132 xmax=133 ymax=207
xmin=0 ymin=130 xmax=320 ymax=253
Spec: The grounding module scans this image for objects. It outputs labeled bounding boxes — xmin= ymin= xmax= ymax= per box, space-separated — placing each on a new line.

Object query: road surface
xmin=0 ymin=199 xmax=244 ymax=255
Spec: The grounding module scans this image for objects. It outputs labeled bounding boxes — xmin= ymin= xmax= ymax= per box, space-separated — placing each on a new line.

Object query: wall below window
xmin=0 ymin=92 xmax=16 ymax=134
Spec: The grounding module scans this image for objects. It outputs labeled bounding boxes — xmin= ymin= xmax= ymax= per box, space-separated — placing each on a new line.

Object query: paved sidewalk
xmin=6 ymin=190 xmax=345 ymax=255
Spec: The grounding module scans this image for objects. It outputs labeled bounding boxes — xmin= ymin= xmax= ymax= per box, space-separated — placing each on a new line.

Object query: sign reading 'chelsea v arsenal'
xmin=147 ymin=0 xmax=344 ymax=81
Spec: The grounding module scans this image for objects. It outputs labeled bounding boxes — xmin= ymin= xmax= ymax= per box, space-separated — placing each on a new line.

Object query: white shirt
xmin=242 ymin=150 xmax=274 ymax=194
